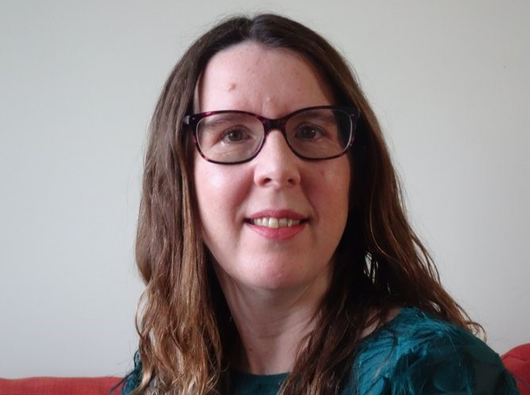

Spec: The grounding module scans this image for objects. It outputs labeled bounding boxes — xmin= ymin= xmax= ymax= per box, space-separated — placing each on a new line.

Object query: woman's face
xmin=193 ymin=42 xmax=351 ymax=294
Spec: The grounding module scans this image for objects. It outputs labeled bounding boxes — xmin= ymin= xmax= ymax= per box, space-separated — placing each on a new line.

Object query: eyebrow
xmin=199 ymin=113 xmax=254 ymax=128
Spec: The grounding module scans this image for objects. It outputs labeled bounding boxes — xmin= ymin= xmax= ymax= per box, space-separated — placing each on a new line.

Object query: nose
xmin=253 ymin=130 xmax=302 ymax=188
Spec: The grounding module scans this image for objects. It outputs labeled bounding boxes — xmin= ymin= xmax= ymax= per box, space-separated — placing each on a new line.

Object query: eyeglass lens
xmin=195 ymin=108 xmax=353 ymax=163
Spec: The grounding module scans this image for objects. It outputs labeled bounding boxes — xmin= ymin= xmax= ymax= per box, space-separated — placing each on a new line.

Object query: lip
xmin=247 ymin=209 xmax=307 ymax=221
xmin=245 ymin=209 xmax=308 ymax=241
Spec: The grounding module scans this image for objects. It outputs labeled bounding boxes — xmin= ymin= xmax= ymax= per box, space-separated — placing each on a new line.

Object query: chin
xmin=246 ymin=264 xmax=331 ymax=294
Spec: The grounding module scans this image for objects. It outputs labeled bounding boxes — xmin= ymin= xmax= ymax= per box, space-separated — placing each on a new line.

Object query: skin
xmin=193 ymin=41 xmax=351 ymax=374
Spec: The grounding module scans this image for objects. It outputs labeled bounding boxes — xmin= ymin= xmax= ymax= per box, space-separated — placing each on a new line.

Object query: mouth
xmin=245 ymin=217 xmax=308 ymax=229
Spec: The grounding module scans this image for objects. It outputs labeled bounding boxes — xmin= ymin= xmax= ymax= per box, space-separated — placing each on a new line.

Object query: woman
xmin=122 ymin=13 xmax=519 ymax=395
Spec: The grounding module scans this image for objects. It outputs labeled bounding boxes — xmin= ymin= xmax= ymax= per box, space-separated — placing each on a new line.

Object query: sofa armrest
xmin=502 ymin=343 xmax=530 ymax=395
xmin=0 ymin=376 xmax=122 ymax=395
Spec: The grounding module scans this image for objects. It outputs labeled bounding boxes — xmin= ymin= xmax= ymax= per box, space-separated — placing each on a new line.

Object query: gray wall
xmin=1 ymin=0 xmax=529 ymax=378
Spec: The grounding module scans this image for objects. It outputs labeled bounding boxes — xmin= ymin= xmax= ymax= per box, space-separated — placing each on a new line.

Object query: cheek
xmin=195 ymin=165 xmax=225 ymax=216
xmin=318 ymin=163 xmax=351 ymax=227
xmin=319 ymin=160 xmax=351 ymax=201
xmin=194 ymin=161 xmax=251 ymax=226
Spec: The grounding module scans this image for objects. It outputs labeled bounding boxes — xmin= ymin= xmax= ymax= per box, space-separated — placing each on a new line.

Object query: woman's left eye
xmin=295 ymin=125 xmax=325 ymax=140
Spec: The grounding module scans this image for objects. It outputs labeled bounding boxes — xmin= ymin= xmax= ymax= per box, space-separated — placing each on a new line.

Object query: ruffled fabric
xmin=230 ymin=371 xmax=287 ymax=395
xmin=121 ymin=308 xmax=520 ymax=394
xmin=347 ymin=308 xmax=519 ymax=395
xmin=119 ymin=351 xmax=143 ymax=394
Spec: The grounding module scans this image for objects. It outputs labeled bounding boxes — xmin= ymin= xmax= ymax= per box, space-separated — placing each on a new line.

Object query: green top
xmin=229 ymin=308 xmax=519 ymax=395
xmin=122 ymin=308 xmax=519 ymax=394
xmin=231 ymin=371 xmax=287 ymax=395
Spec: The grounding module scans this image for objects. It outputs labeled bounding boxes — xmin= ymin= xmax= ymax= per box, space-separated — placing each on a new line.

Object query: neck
xmin=220 ymin=274 xmax=331 ymax=375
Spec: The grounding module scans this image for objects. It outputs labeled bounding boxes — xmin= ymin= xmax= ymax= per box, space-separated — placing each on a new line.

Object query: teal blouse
xmin=122 ymin=308 xmax=520 ymax=394
xmin=230 ymin=308 xmax=519 ymax=395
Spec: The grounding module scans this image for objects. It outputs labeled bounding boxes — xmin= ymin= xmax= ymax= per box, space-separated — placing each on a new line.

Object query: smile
xmin=249 ymin=217 xmax=303 ymax=228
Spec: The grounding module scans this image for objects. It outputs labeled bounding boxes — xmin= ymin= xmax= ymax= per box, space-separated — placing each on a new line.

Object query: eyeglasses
xmin=183 ymin=105 xmax=360 ymax=164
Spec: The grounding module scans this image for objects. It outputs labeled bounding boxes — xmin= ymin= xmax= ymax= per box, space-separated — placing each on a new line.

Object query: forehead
xmin=194 ymin=41 xmax=335 ymax=116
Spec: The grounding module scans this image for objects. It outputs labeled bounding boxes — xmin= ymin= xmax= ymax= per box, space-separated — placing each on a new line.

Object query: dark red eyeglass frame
xmin=182 ymin=105 xmax=361 ymax=164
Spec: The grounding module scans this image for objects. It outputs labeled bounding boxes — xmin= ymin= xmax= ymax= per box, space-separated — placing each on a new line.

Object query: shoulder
xmin=120 ymin=351 xmax=143 ymax=395
xmin=348 ymin=308 xmax=519 ymax=395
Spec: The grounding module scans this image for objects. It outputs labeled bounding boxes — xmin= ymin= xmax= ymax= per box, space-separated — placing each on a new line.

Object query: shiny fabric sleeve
xmin=350 ymin=308 xmax=520 ymax=395
xmin=120 ymin=351 xmax=142 ymax=395
xmin=380 ymin=332 xmax=519 ymax=394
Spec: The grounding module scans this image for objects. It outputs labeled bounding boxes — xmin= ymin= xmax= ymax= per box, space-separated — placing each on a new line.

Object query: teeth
xmin=251 ymin=217 xmax=301 ymax=228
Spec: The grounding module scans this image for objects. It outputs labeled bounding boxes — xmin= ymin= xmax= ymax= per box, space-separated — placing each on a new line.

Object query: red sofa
xmin=0 ymin=376 xmax=122 ymax=395
xmin=503 ymin=343 xmax=530 ymax=395
xmin=1 ymin=344 xmax=528 ymax=395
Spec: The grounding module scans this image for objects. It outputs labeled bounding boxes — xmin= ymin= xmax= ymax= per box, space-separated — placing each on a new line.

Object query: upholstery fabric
xmin=0 ymin=376 xmax=121 ymax=395
xmin=503 ymin=343 xmax=530 ymax=395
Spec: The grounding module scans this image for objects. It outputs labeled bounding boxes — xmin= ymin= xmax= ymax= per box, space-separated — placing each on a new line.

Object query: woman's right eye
xmin=219 ymin=127 xmax=250 ymax=143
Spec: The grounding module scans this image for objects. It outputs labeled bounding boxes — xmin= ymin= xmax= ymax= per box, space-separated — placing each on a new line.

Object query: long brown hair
xmin=131 ymin=13 xmax=475 ymax=395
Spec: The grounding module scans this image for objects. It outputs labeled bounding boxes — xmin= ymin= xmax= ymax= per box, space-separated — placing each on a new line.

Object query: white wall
xmin=1 ymin=0 xmax=528 ymax=378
